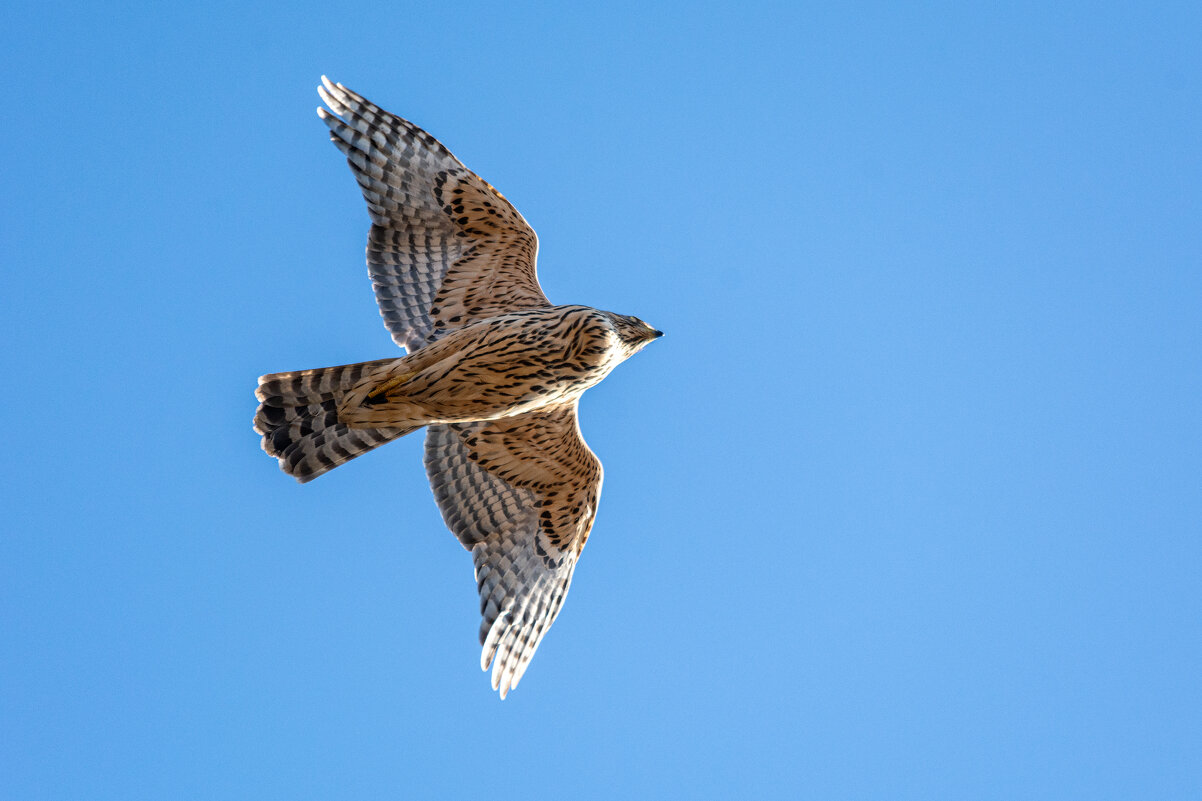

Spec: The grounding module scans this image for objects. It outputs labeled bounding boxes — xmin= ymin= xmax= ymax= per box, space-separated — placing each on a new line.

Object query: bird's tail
xmin=254 ymin=359 xmax=419 ymax=482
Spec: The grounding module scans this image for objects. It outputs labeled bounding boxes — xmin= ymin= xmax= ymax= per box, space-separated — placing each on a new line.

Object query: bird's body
xmin=340 ymin=305 xmax=629 ymax=429
xmin=253 ymin=78 xmax=659 ymax=698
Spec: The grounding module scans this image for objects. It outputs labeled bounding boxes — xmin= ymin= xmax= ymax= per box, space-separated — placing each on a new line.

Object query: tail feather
xmin=254 ymin=359 xmax=418 ymax=482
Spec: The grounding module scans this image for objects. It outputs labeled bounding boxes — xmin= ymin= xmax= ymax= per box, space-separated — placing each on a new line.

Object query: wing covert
xmin=317 ymin=78 xmax=550 ymax=351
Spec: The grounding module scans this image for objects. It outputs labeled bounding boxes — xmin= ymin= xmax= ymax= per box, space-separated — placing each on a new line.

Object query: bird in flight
xmin=253 ymin=77 xmax=661 ymax=698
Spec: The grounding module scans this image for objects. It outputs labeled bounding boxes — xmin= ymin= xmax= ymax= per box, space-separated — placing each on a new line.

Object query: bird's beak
xmin=650 ymin=329 xmax=664 ymax=339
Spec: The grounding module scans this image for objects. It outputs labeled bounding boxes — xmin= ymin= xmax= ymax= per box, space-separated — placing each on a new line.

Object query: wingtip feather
xmin=318 ymin=76 xmax=349 ymax=116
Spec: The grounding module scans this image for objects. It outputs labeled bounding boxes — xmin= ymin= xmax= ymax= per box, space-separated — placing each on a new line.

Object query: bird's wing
xmin=317 ymin=77 xmax=550 ymax=352
xmin=423 ymin=402 xmax=603 ymax=698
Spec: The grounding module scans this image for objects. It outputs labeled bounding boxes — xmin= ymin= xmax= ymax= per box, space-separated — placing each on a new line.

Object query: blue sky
xmin=3 ymin=2 xmax=1200 ymax=799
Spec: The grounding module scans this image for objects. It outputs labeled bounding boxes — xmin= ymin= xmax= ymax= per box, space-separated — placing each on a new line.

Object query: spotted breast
xmin=338 ymin=306 xmax=621 ymax=429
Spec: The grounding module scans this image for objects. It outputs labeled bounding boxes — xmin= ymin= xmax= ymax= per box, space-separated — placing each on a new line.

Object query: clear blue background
xmin=3 ymin=2 xmax=1199 ymax=799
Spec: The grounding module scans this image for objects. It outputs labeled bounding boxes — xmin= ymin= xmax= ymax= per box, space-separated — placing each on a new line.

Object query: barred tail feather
xmin=254 ymin=359 xmax=417 ymax=482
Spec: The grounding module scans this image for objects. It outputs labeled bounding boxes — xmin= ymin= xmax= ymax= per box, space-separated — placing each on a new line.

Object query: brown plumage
xmin=253 ymin=78 xmax=661 ymax=698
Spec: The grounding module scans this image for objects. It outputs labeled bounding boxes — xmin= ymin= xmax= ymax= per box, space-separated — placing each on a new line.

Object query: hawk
xmin=253 ymin=77 xmax=661 ymax=698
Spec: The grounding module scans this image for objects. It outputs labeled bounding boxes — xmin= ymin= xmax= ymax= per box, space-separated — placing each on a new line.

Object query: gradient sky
xmin=3 ymin=2 xmax=1200 ymax=799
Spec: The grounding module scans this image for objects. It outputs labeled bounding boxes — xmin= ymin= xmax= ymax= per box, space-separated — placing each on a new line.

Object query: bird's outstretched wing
xmin=423 ymin=403 xmax=603 ymax=698
xmin=317 ymin=77 xmax=550 ymax=352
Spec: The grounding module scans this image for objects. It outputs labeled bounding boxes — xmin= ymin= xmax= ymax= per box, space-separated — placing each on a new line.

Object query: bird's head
xmin=608 ymin=313 xmax=664 ymax=357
